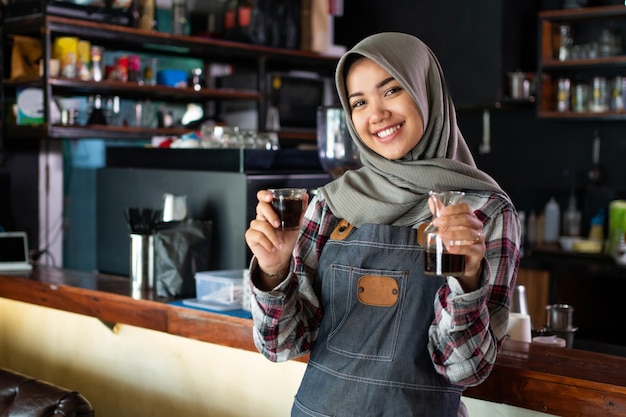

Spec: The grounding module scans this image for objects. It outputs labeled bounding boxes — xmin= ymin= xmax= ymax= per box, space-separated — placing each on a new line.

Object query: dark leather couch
xmin=0 ymin=367 xmax=94 ymax=416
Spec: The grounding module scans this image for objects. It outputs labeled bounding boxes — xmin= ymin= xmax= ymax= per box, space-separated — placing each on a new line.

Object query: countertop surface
xmin=2 ymin=266 xmax=626 ymax=416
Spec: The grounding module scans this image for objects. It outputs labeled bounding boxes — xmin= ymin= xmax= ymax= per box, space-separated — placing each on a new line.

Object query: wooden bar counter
xmin=2 ymin=266 xmax=626 ymax=416
xmin=0 ymin=266 xmax=260 ymax=356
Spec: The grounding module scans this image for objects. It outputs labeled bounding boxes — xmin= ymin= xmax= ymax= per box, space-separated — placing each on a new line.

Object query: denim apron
xmin=292 ymin=221 xmax=463 ymax=416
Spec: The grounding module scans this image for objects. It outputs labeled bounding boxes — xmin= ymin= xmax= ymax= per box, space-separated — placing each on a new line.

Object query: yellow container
xmin=53 ymin=37 xmax=78 ymax=78
xmin=77 ymin=40 xmax=91 ymax=81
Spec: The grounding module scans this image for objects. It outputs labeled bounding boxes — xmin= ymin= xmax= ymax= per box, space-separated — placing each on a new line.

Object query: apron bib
xmin=292 ymin=222 xmax=462 ymax=417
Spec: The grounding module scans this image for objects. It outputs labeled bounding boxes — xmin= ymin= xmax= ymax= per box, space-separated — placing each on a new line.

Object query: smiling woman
xmin=245 ymin=32 xmax=521 ymax=417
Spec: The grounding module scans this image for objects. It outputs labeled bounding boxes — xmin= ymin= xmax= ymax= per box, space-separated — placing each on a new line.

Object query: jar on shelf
xmin=557 ymin=78 xmax=571 ymax=112
xmin=590 ymin=76 xmax=609 ymax=113
xmin=571 ymin=82 xmax=589 ymax=113
xmin=611 ymin=76 xmax=625 ymax=111
xmin=598 ymin=29 xmax=621 ymax=58
xmin=557 ymin=24 xmax=573 ymax=61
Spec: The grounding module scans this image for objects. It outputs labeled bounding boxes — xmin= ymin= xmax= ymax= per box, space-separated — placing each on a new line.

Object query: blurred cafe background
xmin=2 ymin=0 xmax=626 ymax=372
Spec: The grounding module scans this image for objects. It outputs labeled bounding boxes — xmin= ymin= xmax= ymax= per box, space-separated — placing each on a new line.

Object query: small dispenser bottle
xmin=544 ymin=197 xmax=560 ymax=243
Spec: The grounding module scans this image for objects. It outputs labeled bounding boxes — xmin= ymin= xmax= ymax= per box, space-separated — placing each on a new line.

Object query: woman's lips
xmin=373 ymin=123 xmax=403 ymax=142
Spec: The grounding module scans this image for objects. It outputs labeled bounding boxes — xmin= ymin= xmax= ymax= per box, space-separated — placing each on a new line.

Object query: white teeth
xmin=375 ymin=124 xmax=400 ymax=138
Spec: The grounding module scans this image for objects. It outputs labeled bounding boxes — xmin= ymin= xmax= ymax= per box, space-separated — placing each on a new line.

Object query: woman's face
xmin=346 ymin=57 xmax=424 ymax=160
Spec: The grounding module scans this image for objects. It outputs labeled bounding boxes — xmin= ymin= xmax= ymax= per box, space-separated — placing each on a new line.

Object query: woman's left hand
xmin=429 ymin=199 xmax=485 ymax=292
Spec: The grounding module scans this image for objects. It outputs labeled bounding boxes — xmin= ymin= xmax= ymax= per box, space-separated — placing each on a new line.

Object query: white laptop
xmin=0 ymin=231 xmax=33 ymax=272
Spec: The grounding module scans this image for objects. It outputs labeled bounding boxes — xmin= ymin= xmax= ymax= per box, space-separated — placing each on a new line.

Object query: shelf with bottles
xmin=3 ymin=14 xmax=338 ymax=72
xmin=537 ymin=5 xmax=626 ymax=120
xmin=1 ymin=14 xmax=337 ymax=143
xmin=3 ymin=77 xmax=261 ymax=102
xmin=4 ymin=124 xmax=190 ymax=141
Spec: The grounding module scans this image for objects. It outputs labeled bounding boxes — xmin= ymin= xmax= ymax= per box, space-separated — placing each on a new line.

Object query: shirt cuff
xmin=248 ymin=256 xmax=293 ymax=295
xmin=446 ymin=259 xmax=491 ymax=306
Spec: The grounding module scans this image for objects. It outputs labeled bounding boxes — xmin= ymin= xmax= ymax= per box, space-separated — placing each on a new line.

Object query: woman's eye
xmin=385 ymin=86 xmax=402 ymax=96
xmin=351 ymin=100 xmax=365 ymax=108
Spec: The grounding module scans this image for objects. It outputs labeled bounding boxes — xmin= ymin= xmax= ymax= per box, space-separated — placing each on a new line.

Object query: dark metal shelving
xmin=1 ymin=14 xmax=337 ymax=143
xmin=537 ymin=5 xmax=626 ymax=120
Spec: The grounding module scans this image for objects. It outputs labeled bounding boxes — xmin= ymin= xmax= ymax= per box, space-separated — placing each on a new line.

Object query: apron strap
xmin=330 ymin=219 xmax=355 ymax=241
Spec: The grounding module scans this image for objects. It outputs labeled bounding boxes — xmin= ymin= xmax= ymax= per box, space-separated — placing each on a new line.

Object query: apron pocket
xmin=326 ymin=265 xmax=407 ymax=361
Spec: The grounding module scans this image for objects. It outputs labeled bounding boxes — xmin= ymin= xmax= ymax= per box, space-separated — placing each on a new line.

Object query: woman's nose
xmin=368 ymin=102 xmax=389 ymax=123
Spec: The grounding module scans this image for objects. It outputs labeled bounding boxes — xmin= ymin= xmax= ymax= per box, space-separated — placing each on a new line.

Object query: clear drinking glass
xmin=424 ymin=191 xmax=466 ymax=277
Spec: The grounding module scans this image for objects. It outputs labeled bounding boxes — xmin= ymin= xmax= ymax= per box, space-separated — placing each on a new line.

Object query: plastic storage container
xmin=191 ymin=269 xmax=244 ymax=310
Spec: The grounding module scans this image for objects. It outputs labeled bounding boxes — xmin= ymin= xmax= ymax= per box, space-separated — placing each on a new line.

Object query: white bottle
xmin=563 ymin=194 xmax=581 ymax=237
xmin=544 ymin=197 xmax=560 ymax=243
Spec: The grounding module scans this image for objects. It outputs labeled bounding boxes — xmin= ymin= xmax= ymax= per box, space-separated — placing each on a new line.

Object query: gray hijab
xmin=318 ymin=32 xmax=506 ymax=227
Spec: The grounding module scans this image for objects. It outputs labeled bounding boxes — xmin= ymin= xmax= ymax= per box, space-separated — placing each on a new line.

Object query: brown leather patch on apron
xmin=357 ymin=275 xmax=399 ymax=307
xmin=330 ymin=219 xmax=355 ymax=241
xmin=417 ymin=222 xmax=430 ymax=247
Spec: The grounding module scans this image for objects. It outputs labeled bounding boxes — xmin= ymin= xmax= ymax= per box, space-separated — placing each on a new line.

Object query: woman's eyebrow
xmin=348 ymin=76 xmax=396 ymax=100
xmin=376 ymin=77 xmax=395 ymax=89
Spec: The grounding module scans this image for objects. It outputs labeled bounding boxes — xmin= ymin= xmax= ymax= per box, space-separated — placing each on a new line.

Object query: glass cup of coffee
xmin=269 ymin=188 xmax=307 ymax=230
xmin=424 ymin=190 xmax=466 ymax=277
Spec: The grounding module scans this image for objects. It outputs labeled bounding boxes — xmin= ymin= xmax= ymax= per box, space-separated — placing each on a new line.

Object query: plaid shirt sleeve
xmin=250 ymin=195 xmax=334 ymax=362
xmin=428 ymin=192 xmax=521 ymax=387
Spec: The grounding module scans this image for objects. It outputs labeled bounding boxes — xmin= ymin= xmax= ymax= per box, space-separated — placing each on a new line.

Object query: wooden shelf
xmin=537 ymin=5 xmax=626 ymax=119
xmin=541 ymin=56 xmax=626 ymax=70
xmin=539 ymin=4 xmax=626 ymax=20
xmin=1 ymin=14 xmax=338 ymax=144
xmin=4 ymin=77 xmax=262 ymax=102
xmin=3 ymin=15 xmax=339 ymax=70
xmin=538 ymin=110 xmax=626 ymax=121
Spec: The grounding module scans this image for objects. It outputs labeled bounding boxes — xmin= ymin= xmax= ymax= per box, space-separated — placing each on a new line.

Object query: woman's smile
xmin=373 ymin=122 xmax=404 ymax=142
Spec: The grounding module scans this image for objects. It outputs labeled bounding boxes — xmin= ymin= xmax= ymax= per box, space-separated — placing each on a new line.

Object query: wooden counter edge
xmin=0 ymin=272 xmax=310 ymax=362
xmin=2 ymin=269 xmax=626 ymax=416
xmin=464 ymin=340 xmax=626 ymax=416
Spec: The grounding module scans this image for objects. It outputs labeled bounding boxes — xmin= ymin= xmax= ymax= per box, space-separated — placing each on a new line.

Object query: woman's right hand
xmin=244 ymin=190 xmax=308 ymax=289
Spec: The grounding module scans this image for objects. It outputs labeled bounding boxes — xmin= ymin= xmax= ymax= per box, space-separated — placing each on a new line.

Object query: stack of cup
xmin=507 ymin=284 xmax=532 ymax=343
xmin=545 ymin=304 xmax=578 ymax=348
xmin=507 ymin=312 xmax=532 ymax=343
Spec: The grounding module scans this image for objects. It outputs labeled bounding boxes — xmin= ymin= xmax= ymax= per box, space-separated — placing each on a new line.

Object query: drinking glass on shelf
xmin=424 ymin=191 xmax=466 ymax=277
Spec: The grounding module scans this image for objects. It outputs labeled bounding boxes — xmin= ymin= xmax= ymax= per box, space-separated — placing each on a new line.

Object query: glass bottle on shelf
xmin=558 ymin=24 xmax=573 ymax=61
xmin=172 ymin=0 xmax=188 ymax=35
xmin=138 ymin=0 xmax=156 ymax=32
xmin=87 ymin=95 xmax=107 ymax=125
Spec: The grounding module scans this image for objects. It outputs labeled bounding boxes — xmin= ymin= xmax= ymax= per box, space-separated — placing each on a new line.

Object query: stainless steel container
xmin=130 ymin=233 xmax=154 ymax=299
xmin=508 ymin=72 xmax=532 ymax=100
xmin=545 ymin=304 xmax=578 ymax=348
xmin=546 ymin=303 xmax=575 ymax=330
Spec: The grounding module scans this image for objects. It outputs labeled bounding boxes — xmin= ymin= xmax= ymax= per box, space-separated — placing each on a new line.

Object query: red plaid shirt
xmin=250 ymin=190 xmax=520 ymax=387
